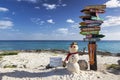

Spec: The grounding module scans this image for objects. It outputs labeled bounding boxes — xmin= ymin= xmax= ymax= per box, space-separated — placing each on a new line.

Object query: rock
xmin=46 ymin=64 xmax=53 ymax=69
xmin=117 ymin=60 xmax=120 ymax=65
xmin=116 ymin=53 xmax=120 ymax=56
xmin=62 ymin=61 xmax=66 ymax=67
xmin=78 ymin=60 xmax=88 ymax=70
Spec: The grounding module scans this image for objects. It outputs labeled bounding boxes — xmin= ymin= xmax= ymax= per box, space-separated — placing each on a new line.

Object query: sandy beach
xmin=0 ymin=51 xmax=120 ymax=80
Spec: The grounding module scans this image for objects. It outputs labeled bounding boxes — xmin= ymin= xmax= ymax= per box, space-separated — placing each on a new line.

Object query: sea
xmin=0 ymin=40 xmax=120 ymax=53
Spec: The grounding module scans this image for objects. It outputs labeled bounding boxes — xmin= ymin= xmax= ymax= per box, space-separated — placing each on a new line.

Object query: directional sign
xmin=85 ymin=5 xmax=106 ymax=9
xmin=84 ymin=38 xmax=100 ymax=42
xmin=80 ymin=31 xmax=99 ymax=35
xmin=81 ymin=26 xmax=100 ymax=32
xmin=86 ymin=34 xmax=105 ymax=38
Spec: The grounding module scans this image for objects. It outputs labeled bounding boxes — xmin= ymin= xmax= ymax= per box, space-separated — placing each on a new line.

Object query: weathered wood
xmin=86 ymin=34 xmax=105 ymax=38
xmin=84 ymin=38 xmax=100 ymax=42
xmin=85 ymin=20 xmax=103 ymax=24
xmin=88 ymin=42 xmax=97 ymax=70
xmin=80 ymin=31 xmax=99 ymax=35
xmin=81 ymin=26 xmax=100 ymax=32
xmin=81 ymin=9 xmax=105 ymax=14
xmin=85 ymin=5 xmax=106 ymax=9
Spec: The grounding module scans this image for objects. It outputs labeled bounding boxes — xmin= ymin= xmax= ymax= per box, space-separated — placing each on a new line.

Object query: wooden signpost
xmin=79 ymin=5 xmax=106 ymax=70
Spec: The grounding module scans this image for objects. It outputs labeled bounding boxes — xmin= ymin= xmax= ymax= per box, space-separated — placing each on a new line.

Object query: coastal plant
xmin=0 ymin=51 xmax=19 ymax=56
xmin=4 ymin=65 xmax=17 ymax=68
xmin=107 ymin=64 xmax=120 ymax=70
xmin=0 ymin=56 xmax=2 ymax=60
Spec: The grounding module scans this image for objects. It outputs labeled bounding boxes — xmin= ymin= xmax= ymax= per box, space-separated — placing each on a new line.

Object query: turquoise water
xmin=0 ymin=40 xmax=120 ymax=53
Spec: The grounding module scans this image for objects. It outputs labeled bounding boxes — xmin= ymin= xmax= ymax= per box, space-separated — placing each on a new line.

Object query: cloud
xmin=66 ymin=19 xmax=75 ymax=23
xmin=43 ymin=3 xmax=57 ymax=10
xmin=47 ymin=19 xmax=55 ymax=24
xmin=102 ymin=16 xmax=120 ymax=27
xmin=0 ymin=7 xmax=9 ymax=12
xmin=105 ymin=0 xmax=120 ymax=8
xmin=62 ymin=4 xmax=67 ymax=7
xmin=0 ymin=20 xmax=14 ymax=29
xmin=71 ymin=23 xmax=79 ymax=28
xmin=3 ymin=17 xmax=12 ymax=20
xmin=35 ymin=6 xmax=40 ymax=9
xmin=103 ymin=32 xmax=120 ymax=40
xmin=31 ymin=18 xmax=45 ymax=25
xmin=43 ymin=1 xmax=67 ymax=10
xmin=57 ymin=28 xmax=68 ymax=34
xmin=17 ymin=0 xmax=38 ymax=3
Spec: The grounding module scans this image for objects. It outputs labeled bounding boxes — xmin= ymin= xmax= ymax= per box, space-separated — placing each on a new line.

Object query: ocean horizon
xmin=0 ymin=40 xmax=120 ymax=53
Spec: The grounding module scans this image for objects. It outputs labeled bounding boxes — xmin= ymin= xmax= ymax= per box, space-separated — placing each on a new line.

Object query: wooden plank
xmin=80 ymin=22 xmax=102 ymax=27
xmin=86 ymin=34 xmax=105 ymax=38
xmin=79 ymin=16 xmax=91 ymax=21
xmin=84 ymin=38 xmax=100 ymax=41
xmin=85 ymin=20 xmax=103 ymax=24
xmin=80 ymin=16 xmax=91 ymax=18
xmin=91 ymin=16 xmax=103 ymax=21
xmin=81 ymin=9 xmax=105 ymax=14
xmin=81 ymin=27 xmax=100 ymax=32
xmin=87 ymin=23 xmax=101 ymax=26
xmin=79 ymin=22 xmax=88 ymax=26
xmin=80 ymin=31 xmax=99 ymax=35
xmin=85 ymin=5 xmax=106 ymax=9
xmin=79 ymin=26 xmax=88 ymax=28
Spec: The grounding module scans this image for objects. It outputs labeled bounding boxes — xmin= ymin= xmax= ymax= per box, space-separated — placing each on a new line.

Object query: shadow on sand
xmin=0 ymin=68 xmax=71 ymax=79
xmin=107 ymin=69 xmax=120 ymax=75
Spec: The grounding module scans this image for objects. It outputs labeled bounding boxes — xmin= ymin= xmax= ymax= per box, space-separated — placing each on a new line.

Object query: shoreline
xmin=0 ymin=49 xmax=120 ymax=57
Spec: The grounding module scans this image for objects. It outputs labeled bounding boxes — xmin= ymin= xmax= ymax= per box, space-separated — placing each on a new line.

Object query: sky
xmin=0 ymin=0 xmax=120 ymax=40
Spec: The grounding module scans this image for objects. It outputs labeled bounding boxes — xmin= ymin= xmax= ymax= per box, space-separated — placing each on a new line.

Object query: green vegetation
xmin=0 ymin=51 xmax=19 ymax=56
xmin=0 ymin=56 xmax=2 ymax=60
xmin=107 ymin=64 xmax=120 ymax=70
xmin=4 ymin=65 xmax=17 ymax=68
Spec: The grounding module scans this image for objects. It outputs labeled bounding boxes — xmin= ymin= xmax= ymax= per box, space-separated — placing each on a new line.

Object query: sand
xmin=0 ymin=52 xmax=120 ymax=80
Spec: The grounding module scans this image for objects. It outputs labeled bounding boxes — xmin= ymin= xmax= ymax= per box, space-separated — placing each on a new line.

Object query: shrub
xmin=107 ymin=64 xmax=120 ymax=70
xmin=4 ymin=65 xmax=17 ymax=68
xmin=0 ymin=51 xmax=18 ymax=56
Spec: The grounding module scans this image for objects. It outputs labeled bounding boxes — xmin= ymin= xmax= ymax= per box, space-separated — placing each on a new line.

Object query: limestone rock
xmin=78 ymin=60 xmax=88 ymax=70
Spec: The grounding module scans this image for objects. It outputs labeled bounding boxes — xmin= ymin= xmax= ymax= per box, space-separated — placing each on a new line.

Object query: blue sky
xmin=0 ymin=0 xmax=120 ymax=40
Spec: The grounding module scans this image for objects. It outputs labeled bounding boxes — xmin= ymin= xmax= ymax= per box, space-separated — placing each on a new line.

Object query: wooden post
xmin=88 ymin=41 xmax=97 ymax=70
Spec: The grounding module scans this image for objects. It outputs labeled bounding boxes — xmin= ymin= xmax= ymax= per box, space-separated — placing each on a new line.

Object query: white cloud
xmin=35 ymin=6 xmax=40 ymax=9
xmin=71 ymin=23 xmax=79 ymax=28
xmin=43 ymin=3 xmax=57 ymax=10
xmin=17 ymin=0 xmax=38 ymax=3
xmin=62 ymin=4 xmax=67 ymax=7
xmin=66 ymin=19 xmax=75 ymax=23
xmin=105 ymin=0 xmax=120 ymax=8
xmin=47 ymin=19 xmax=55 ymax=24
xmin=102 ymin=16 xmax=120 ymax=27
xmin=0 ymin=20 xmax=14 ymax=29
xmin=57 ymin=28 xmax=68 ymax=34
xmin=0 ymin=7 xmax=9 ymax=12
xmin=3 ymin=17 xmax=12 ymax=20
xmin=103 ymin=32 xmax=120 ymax=40
xmin=31 ymin=18 xmax=45 ymax=25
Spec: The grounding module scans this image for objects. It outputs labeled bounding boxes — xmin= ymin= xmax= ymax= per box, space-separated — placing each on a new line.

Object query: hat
xmin=71 ymin=42 xmax=78 ymax=46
